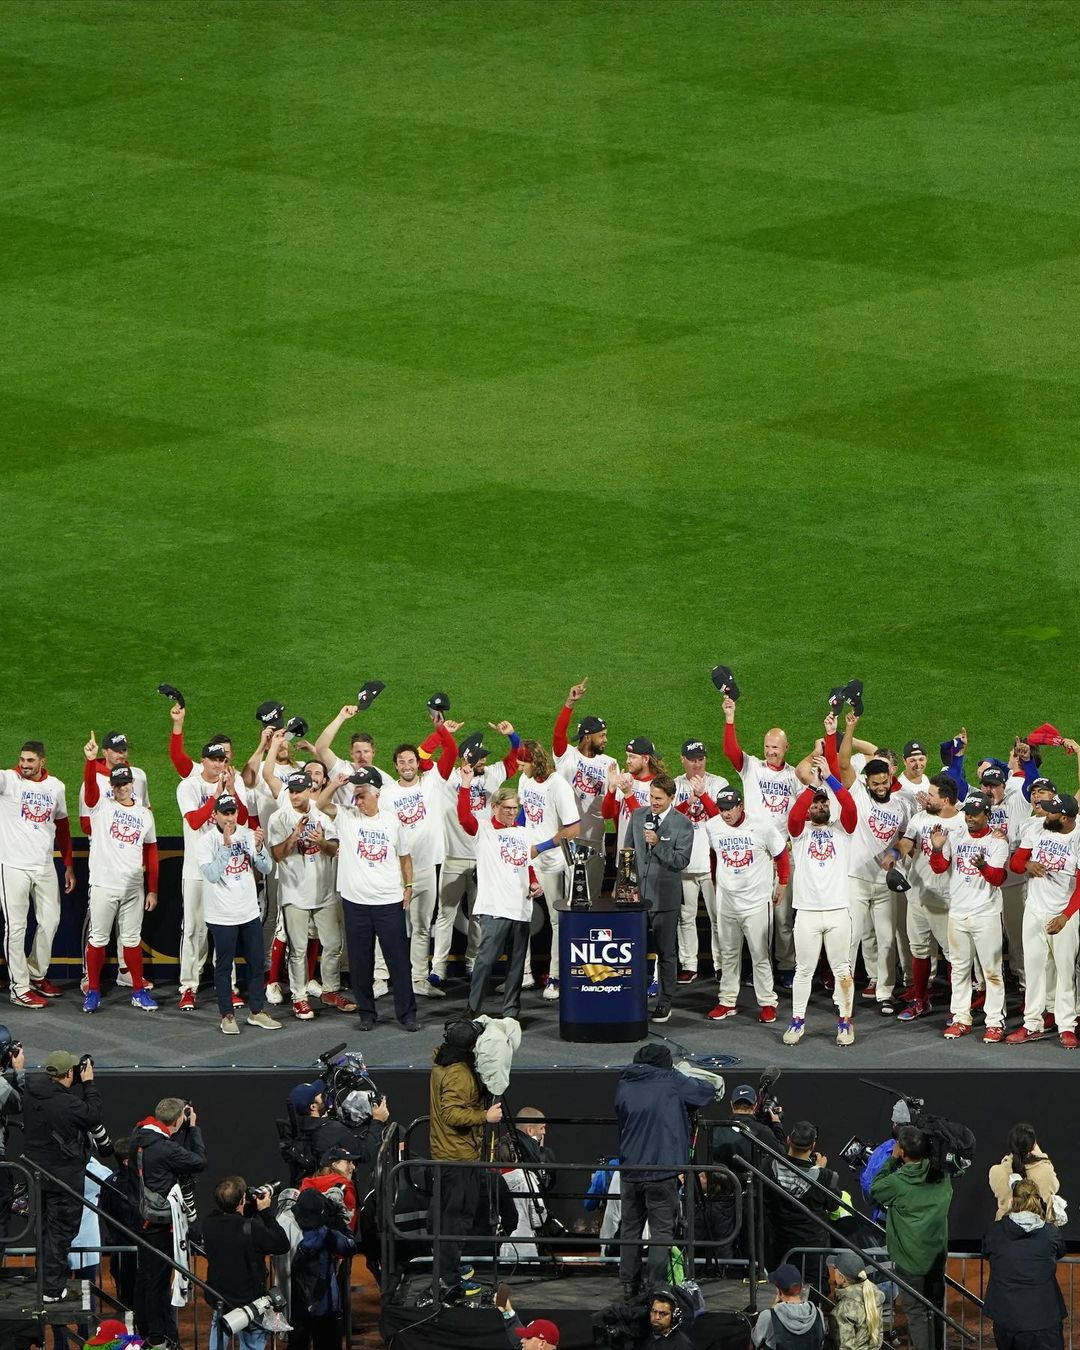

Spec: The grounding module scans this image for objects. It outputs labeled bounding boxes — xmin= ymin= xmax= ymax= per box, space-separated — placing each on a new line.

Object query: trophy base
xmin=570 ymin=897 xmax=593 ymax=911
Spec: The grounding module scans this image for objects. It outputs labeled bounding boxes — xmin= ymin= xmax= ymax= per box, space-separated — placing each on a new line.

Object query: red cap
xmin=87 ymin=1321 xmax=131 ymax=1346
xmin=515 ymin=1320 xmax=560 ymax=1346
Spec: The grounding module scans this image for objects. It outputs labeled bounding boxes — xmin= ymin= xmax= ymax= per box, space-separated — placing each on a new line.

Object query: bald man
xmin=722 ymin=695 xmax=800 ymax=983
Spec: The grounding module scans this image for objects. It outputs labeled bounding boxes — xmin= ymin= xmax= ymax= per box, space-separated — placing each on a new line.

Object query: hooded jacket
xmin=615 ymin=1061 xmax=714 ymax=1182
xmin=983 ymin=1213 xmax=1066 ymax=1329
xmin=129 ymin=1117 xmax=206 ymax=1220
xmin=832 ymin=1280 xmax=885 ymax=1350
xmin=22 ymin=1073 xmax=103 ymax=1185
xmin=429 ymin=1054 xmax=487 ymax=1162
xmin=869 ymin=1157 xmax=952 ymax=1274
xmin=752 ymin=1298 xmax=825 ymax=1349
xmin=988 ymin=1152 xmax=1059 ymax=1222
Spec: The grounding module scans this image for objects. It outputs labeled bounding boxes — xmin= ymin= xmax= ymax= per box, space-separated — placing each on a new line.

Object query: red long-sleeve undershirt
xmin=553 ymin=704 xmax=573 ymax=758
xmin=184 ymin=786 xmax=249 ymax=829
xmin=676 ymin=795 xmax=791 ymax=883
xmin=723 ymin=722 xmax=744 ymax=774
xmin=83 ymin=758 xmax=102 ymax=810
xmin=143 ymin=842 xmax=159 ymax=891
xmin=1010 ymin=848 xmax=1031 ymax=875
xmin=55 ymin=817 xmax=73 ymax=867
xmin=789 ymin=780 xmax=857 ymax=837
xmin=170 ymin=731 xmax=195 ymax=778
xmin=824 ymin=732 xmax=840 ymax=779
xmin=929 ymin=828 xmax=1006 ymax=885
xmin=457 ymin=787 xmax=513 ymax=837
xmin=418 ymin=722 xmax=458 ymax=779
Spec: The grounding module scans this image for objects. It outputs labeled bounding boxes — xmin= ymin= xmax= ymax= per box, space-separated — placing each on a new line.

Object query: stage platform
xmin=3 ymin=966 xmax=1066 ymax=1072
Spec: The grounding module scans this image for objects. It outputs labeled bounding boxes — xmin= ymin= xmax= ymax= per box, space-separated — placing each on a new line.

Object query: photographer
xmin=764 ymin=1120 xmax=841 ymax=1271
xmin=710 ymin=1083 xmax=785 ymax=1168
xmin=21 ymin=1050 xmax=109 ymax=1301
xmin=498 ymin=1106 xmax=557 ymax=1261
xmin=0 ymin=1027 xmax=26 ymax=1240
xmin=203 ymin=1175 xmax=290 ymax=1350
xmin=869 ymin=1124 xmax=953 ymax=1350
xmin=130 ymin=1097 xmax=207 ymax=1348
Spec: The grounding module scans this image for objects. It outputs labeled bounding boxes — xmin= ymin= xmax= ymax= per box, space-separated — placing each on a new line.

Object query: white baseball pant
xmin=848 ymin=877 xmax=897 ymax=1002
xmin=0 ymin=862 xmax=61 ymax=997
xmin=792 ymin=907 xmax=853 ymax=1021
xmin=718 ymin=902 xmax=776 ymax=1008
xmin=1021 ymin=907 xmax=1074 ymax=1034
xmin=678 ymin=872 xmax=719 ymax=976
xmin=283 ymin=902 xmax=343 ymax=1001
xmin=431 ymin=858 xmax=478 ymax=976
xmin=948 ymin=910 xmax=1005 ymax=1028
xmin=408 ymin=867 xmax=438 ymax=985
xmin=539 ymin=864 xmax=569 ymax=979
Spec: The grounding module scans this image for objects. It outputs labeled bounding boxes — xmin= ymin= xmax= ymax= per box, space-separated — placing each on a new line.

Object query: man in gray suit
xmin=628 ymin=774 xmax=694 ymax=1023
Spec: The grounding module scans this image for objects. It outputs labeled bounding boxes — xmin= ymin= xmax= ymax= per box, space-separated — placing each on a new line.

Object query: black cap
xmin=715 ymin=787 xmax=743 ymax=811
xmin=285 ymin=716 xmax=308 ymax=739
xmin=202 ymin=742 xmax=228 ymax=761
xmin=626 ymin=736 xmax=655 ymax=756
xmin=256 ymin=700 xmax=286 ymax=729
xmin=681 ymin=739 xmax=707 ymax=758
xmin=459 ymin=732 xmax=489 ymax=764
xmin=109 ymin=766 xmax=134 ymax=787
xmin=885 ymin=866 xmax=911 ymax=893
xmin=844 ymin=679 xmax=865 ymax=716
xmin=962 ymin=792 xmax=991 ymax=815
xmin=357 ymin=680 xmax=385 ymax=709
xmin=285 ymin=771 xmax=312 ymax=792
xmin=576 ymin=715 xmax=606 ymax=739
xmin=710 ymin=664 xmax=740 ymax=700
xmin=156 ymin=682 xmax=185 ymax=708
xmin=731 ymin=1083 xmax=757 ymax=1105
xmin=633 ymin=1043 xmax=673 ymax=1069
xmin=903 ymin=740 xmax=926 ymax=758
xmin=325 ymin=1145 xmax=360 ymax=1162
xmin=102 ymin=731 xmax=128 ymax=751
xmin=215 ymin=794 xmax=239 ymax=814
xmin=349 ymin=766 xmax=383 ymax=790
xmin=427 ymin=691 xmax=451 ymax=713
xmin=1031 ymin=777 xmax=1057 ymax=794
xmin=1043 ymin=793 xmax=1079 ymax=818
xmin=788 ymin=1120 xmax=818 ymax=1149
xmin=980 ymin=767 xmax=1006 ymax=786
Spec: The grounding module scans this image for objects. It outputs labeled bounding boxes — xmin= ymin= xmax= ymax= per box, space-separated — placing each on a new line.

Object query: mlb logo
xmin=589 ymin=928 xmax=613 ymax=941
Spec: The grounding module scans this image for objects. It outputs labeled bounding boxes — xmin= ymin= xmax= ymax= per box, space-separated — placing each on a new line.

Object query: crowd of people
xmin=1 ymin=678 xmax=1079 ymax=1051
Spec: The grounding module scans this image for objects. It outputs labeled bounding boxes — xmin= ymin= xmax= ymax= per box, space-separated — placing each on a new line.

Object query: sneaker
xmin=42 ymin=1288 xmax=68 ymax=1302
xmin=677 ymin=969 xmax=698 ymax=984
xmin=306 ymin=978 xmax=323 ymax=997
xmin=1005 ymin=1026 xmax=1042 ymax=1044
xmin=358 ymin=1012 xmax=376 ymax=1031
xmin=782 ymin=1017 xmax=805 ymax=1045
xmin=878 ymin=1000 xmax=896 ymax=1016
xmin=861 ymin=983 xmax=877 ymax=1000
xmin=11 ymin=990 xmax=48 ymax=1008
xmin=373 ymin=979 xmax=389 ymax=999
xmin=30 ymin=978 xmax=62 ymax=998
xmin=178 ymin=989 xmax=196 ymax=1012
xmin=117 ymin=969 xmax=149 ymax=989
xmin=983 ymin=1025 xmax=1005 ymax=1044
xmin=1043 ymin=1011 xmax=1057 ymax=1032
xmin=776 ymin=970 xmax=795 ymax=991
xmin=1060 ymin=1031 xmax=1078 ymax=1050
xmin=413 ymin=980 xmax=444 ymax=999
xmin=758 ymin=1006 xmax=777 ymax=1024
xmin=650 ymin=1002 xmax=672 ymax=1023
xmin=706 ymin=1004 xmax=737 ymax=1021
xmin=231 ymin=991 xmax=245 ymax=1009
xmin=247 ymin=1010 xmax=282 ymax=1030
xmin=321 ymin=990 xmax=358 ymax=1012
xmin=131 ymin=989 xmax=159 ymax=1012
xmin=897 ymin=1000 xmax=931 ymax=1022
xmin=398 ymin=1015 xmax=419 ymax=1032
xmin=542 ymin=978 xmax=559 ymax=1001
xmin=943 ymin=1021 xmax=973 ymax=1039
xmin=836 ymin=1018 xmax=855 ymax=1046
xmin=427 ymin=971 xmax=444 ymax=989
xmin=264 ymin=981 xmax=284 ymax=1005
xmin=220 ymin=1015 xmax=239 ymax=1035
xmin=82 ymin=990 xmax=101 ymax=1014
xmin=521 ymin=970 xmax=535 ymax=990
xmin=897 ymin=985 xmax=917 ymax=1003
xmin=647 ymin=979 xmax=659 ymax=998
xmin=292 ymin=999 xmax=315 ymax=1021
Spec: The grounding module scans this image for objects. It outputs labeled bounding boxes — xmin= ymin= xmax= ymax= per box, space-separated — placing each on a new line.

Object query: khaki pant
xmin=408 ymin=867 xmax=439 ymax=984
xmin=431 ymin=858 xmax=478 ymax=975
xmin=283 ymin=901 xmax=343 ymax=1001
xmin=678 ymin=872 xmax=719 ymax=974
xmin=0 ymin=861 xmax=61 ymax=996
xmin=718 ymin=901 xmax=776 ymax=1008
xmin=948 ymin=909 xmax=1005 ymax=1028
xmin=793 ymin=907 xmax=853 ymax=1020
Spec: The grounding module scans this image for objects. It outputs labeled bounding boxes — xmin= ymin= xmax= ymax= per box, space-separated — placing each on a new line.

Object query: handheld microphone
xmin=645 ymin=811 xmax=660 ymax=850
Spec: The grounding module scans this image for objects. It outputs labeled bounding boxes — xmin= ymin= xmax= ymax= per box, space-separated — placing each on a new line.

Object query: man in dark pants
xmin=628 ymin=775 xmax=694 ymax=1022
xmin=318 ymin=767 xmax=417 ymax=1032
xmin=870 ymin=1123 xmax=953 ymax=1350
xmin=21 ymin=1049 xmax=108 ymax=1301
xmin=615 ymin=1043 xmax=713 ymax=1299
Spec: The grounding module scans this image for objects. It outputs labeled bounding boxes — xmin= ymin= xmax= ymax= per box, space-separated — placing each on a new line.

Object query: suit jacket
xmin=629 ymin=804 xmax=694 ymax=912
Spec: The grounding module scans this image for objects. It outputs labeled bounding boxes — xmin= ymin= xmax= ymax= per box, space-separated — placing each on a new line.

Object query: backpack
xmin=135 ymin=1144 xmax=174 ymax=1226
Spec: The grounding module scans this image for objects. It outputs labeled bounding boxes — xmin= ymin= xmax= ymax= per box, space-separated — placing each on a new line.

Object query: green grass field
xmin=3 ymin=0 xmax=1079 ymax=830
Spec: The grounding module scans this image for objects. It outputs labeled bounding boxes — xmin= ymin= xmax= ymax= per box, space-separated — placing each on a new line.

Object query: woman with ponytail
xmin=828 ymin=1249 xmax=885 ymax=1350
xmin=989 ymin=1123 xmax=1060 ymax=1221
xmin=984 ymin=1178 xmax=1066 ymax=1350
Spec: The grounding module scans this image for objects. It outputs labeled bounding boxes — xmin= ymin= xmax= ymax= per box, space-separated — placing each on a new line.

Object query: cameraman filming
xmin=130 ymin=1097 xmax=207 ymax=1348
xmin=870 ymin=1124 xmax=953 ymax=1350
xmin=0 ymin=1026 xmax=26 ymax=1240
xmin=204 ymin=1176 xmax=290 ymax=1350
xmin=21 ymin=1049 xmax=109 ymax=1301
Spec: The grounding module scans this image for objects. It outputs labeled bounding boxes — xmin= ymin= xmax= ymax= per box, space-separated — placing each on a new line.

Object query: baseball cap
xmin=285 ymin=771 xmax=312 ymax=792
xmin=293 ymin=1189 xmax=330 ymax=1230
xmin=288 ymin=1081 xmax=323 ymax=1114
xmin=109 ymin=766 xmax=134 ymax=787
xmin=626 ymin=736 xmax=656 ymax=756
xmin=979 ymin=767 xmax=1006 ymax=786
xmin=102 ymin=732 xmax=128 ymax=751
xmin=902 ymin=740 xmax=926 ymax=758
xmin=710 ymin=664 xmax=740 ymax=699
xmin=681 ymin=739 xmax=707 ymax=758
xmin=515 ymin=1320 xmax=560 ymax=1346
xmin=458 ymin=733 xmax=489 ymax=764
xmin=1043 ymin=793 xmax=1079 ymax=818
xmin=357 ymin=680 xmax=385 ymax=709
xmin=885 ymin=867 xmax=910 ymax=893
xmin=256 ymin=700 xmax=286 ymax=728
xmin=715 ymin=787 xmax=743 ymax=811
xmin=427 ymin=691 xmax=451 ymax=713
xmin=788 ymin=1120 xmax=818 ymax=1149
xmin=1031 ymin=777 xmax=1057 ymax=794
xmin=827 ymin=1250 xmax=866 ymax=1281
xmin=349 ymin=766 xmax=382 ymax=790
xmin=215 ymin=794 xmax=239 ymax=814
xmin=285 ymin=716 xmax=309 ymax=739
xmin=202 ymin=741 xmax=228 ymax=761
xmin=731 ymin=1083 xmax=757 ymax=1105
xmin=325 ymin=1145 xmax=360 ymax=1162
xmin=87 ymin=1320 xmax=132 ymax=1347
xmin=576 ymin=715 xmax=606 ymax=739
xmin=962 ymin=792 xmax=990 ymax=815
xmin=45 ymin=1051 xmax=79 ymax=1077
xmin=769 ymin=1263 xmax=803 ymax=1292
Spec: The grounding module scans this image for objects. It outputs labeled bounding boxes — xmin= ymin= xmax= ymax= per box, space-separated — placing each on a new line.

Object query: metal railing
xmin=942 ymin=1253 xmax=1080 ymax=1350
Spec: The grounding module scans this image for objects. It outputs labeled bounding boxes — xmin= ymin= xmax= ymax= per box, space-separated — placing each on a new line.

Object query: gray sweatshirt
xmin=752 ymin=1298 xmax=825 ymax=1348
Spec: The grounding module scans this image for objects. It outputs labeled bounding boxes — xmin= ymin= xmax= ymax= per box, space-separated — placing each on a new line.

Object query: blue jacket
xmin=615 ymin=1064 xmax=714 ymax=1181
xmin=861 ymin=1137 xmax=895 ymax=1221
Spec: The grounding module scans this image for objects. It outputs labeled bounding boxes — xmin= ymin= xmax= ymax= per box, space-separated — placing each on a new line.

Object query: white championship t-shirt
xmin=847 ymin=780 xmax=910 ymax=882
xmin=381 ymin=772 xmax=445 ymax=874
xmin=555 ymin=747 xmax=617 ymax=844
xmin=706 ymin=815 xmax=786 ymax=914
xmin=472 ymin=816 xmax=531 ymax=923
xmin=267 ymin=801 xmax=336 ymax=910
xmin=674 ymin=771 xmax=729 ymax=874
xmin=1021 ymin=822 xmax=1080 ymax=919
xmin=198 ymin=826 xmax=264 ymax=925
xmin=330 ymin=805 xmax=410 ymax=905
xmin=790 ymin=819 xmax=853 ymax=910
xmin=0 ymin=769 xmax=68 ymax=871
xmin=935 ymin=827 xmax=1009 ymax=918
xmin=738 ymin=755 xmax=801 ymax=832
xmin=518 ymin=773 xmax=578 ymax=875
xmin=903 ymin=811 xmax=965 ymax=900
xmin=87 ymin=798 xmax=156 ymax=891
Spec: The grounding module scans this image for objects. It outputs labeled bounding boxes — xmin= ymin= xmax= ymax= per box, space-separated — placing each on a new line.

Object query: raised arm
xmin=721 ymin=696 xmax=744 ymax=773
xmin=554 ymin=680 xmax=588 ymax=757
xmin=456 ymin=774 xmax=479 ymax=838
xmin=313 ymin=704 xmax=358 ymax=769
xmin=169 ymin=702 xmax=195 ymax=778
xmin=837 ymin=710 xmax=857 ymax=788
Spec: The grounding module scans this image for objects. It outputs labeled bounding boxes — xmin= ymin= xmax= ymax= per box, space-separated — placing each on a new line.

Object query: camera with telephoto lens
xmin=223 ymin=1287 xmax=288 ymax=1335
xmin=243 ymin=1180 xmax=283 ymax=1215
xmin=753 ymin=1066 xmax=783 ymax=1124
xmin=839 ymin=1135 xmax=874 ymax=1172
xmin=75 ymin=1054 xmax=94 ymax=1081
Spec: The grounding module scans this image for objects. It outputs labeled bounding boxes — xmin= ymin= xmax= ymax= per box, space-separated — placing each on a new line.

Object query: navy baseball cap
xmin=770 ymin=1263 xmax=803 ymax=1291
xmin=979 ymin=767 xmax=1006 ymax=786
xmin=109 ymin=766 xmax=134 ymax=787
xmin=1043 ymin=793 xmax=1078 ymax=818
xmin=102 ymin=732 xmax=128 ymax=751
xmin=681 ymin=739 xmax=707 ymax=758
xmin=576 ymin=715 xmax=606 ymax=738
xmin=626 ymin=737 xmax=655 ymax=756
xmin=731 ymin=1083 xmax=757 ymax=1105
xmin=349 ymin=766 xmax=383 ymax=790
xmin=962 ymin=792 xmax=991 ymax=815
xmin=903 ymin=740 xmax=926 ymax=757
xmin=715 ymin=787 xmax=743 ymax=810
xmin=285 ymin=771 xmax=312 ymax=792
xmin=215 ymin=794 xmax=239 ymax=814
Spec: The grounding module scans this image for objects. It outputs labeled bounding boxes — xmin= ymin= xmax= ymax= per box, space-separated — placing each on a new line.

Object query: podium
xmin=557 ymin=897 xmax=649 ymax=1043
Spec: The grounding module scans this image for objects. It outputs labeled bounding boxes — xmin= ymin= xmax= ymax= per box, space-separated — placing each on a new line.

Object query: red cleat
xmin=30 ymin=978 xmax=63 ymax=999
xmin=231 ymin=992 xmax=245 ymax=1009
xmin=707 ymin=1004 xmax=737 ymax=1021
xmin=11 ymin=990 xmax=48 ymax=1009
xmin=943 ymin=1021 xmax=973 ymax=1039
xmin=1005 ymin=1027 xmax=1043 ymax=1044
xmin=983 ymin=1026 xmax=1005 ymax=1044
xmin=1060 ymin=1031 xmax=1078 ymax=1050
xmin=758 ymin=1007 xmax=777 ymax=1024
xmin=1043 ymin=1011 xmax=1057 ymax=1033
xmin=178 ymin=990 xmax=196 ymax=1012
xmin=860 ymin=983 xmax=877 ymax=1000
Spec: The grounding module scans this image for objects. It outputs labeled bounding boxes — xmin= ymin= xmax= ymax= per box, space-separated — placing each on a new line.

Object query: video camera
xmin=860 ymin=1079 xmax=974 ymax=1181
xmin=0 ymin=1026 xmax=21 ymax=1073
xmin=753 ymin=1065 xmax=783 ymax=1124
xmin=316 ymin=1043 xmax=384 ymax=1124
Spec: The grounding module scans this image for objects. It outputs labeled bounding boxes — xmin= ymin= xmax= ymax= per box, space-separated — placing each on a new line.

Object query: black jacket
xmin=638 ymin=1330 xmax=694 ymax=1350
xmin=983 ymin=1216 xmax=1067 ymax=1330
xmin=765 ymin=1153 xmax=842 ymax=1262
xmin=130 ymin=1120 xmax=206 ymax=1215
xmin=616 ymin=1064 xmax=714 ymax=1182
xmin=21 ymin=1074 xmax=103 ymax=1187
xmin=203 ymin=1208 xmax=291 ymax=1312
xmin=308 ymin=1115 xmax=381 ymax=1169
xmin=710 ymin=1112 xmax=785 ymax=1170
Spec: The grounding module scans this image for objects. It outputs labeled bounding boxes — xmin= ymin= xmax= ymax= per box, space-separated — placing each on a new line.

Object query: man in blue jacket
xmin=615 ymin=1043 xmax=713 ymax=1299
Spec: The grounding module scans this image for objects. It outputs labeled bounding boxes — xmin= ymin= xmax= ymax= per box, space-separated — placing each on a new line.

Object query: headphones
xmin=652 ymin=1288 xmax=683 ymax=1329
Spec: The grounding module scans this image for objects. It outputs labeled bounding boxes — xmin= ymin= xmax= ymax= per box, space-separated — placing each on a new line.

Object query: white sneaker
xmin=306 ymin=978 xmax=323 ymax=997
xmin=264 ymin=982 xmax=284 ymax=1005
xmin=116 ymin=970 xmax=133 ymax=988
xmin=220 ymin=1015 xmax=240 ymax=1036
xmin=373 ymin=980 xmax=389 ymax=999
xmin=542 ymin=978 xmax=559 ymax=1001
xmin=521 ymin=971 xmax=535 ymax=990
xmin=782 ymin=1017 xmax=806 ymax=1045
xmin=836 ymin=1018 xmax=855 ymax=1047
xmin=414 ymin=980 xmax=445 ymax=998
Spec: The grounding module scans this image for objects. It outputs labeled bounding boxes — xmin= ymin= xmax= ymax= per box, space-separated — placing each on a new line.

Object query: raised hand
xmin=823 ymin=711 xmax=837 ymax=738
xmin=459 ymin=762 xmax=475 ymax=786
xmin=339 ymin=704 xmax=358 ymax=720
xmin=567 ymin=679 xmax=588 ymax=705
xmin=170 ymin=702 xmax=186 ymax=729
xmin=845 ymin=709 xmax=859 ymax=730
xmin=490 ymin=720 xmax=515 ymax=737
xmin=929 ymin=825 xmax=947 ymax=850
xmin=84 ymin=731 xmax=98 ymax=761
xmin=444 ymin=719 xmax=464 ymax=735
xmin=253 ymin=826 xmax=265 ymax=851
xmin=688 ymin=774 xmax=707 ymax=797
xmin=722 ymin=695 xmax=736 ymax=723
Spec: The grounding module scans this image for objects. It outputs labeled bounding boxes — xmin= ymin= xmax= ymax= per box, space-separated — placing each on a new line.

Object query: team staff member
xmin=721 ymin=696 xmax=801 ymax=983
xmin=198 ymin=796 xmax=280 ymax=1036
xmin=603 ymin=738 xmax=663 ymax=856
xmin=553 ymin=680 xmax=616 ymax=900
xmin=627 ymin=775 xmax=694 ymax=1023
xmin=673 ymin=739 xmax=728 ymax=984
xmin=700 ymin=783 xmax=788 ymax=1023
xmin=266 ymin=769 xmax=344 ymax=1021
xmin=458 ymin=765 xmax=554 ymax=1019
xmin=1007 ymin=793 xmax=1080 ymax=1049
xmin=896 ymin=775 xmax=963 ymax=1021
xmin=81 ymin=733 xmax=159 ymax=1015
xmin=784 ymin=756 xmax=858 ymax=1047
xmin=517 ymin=740 xmax=580 ymax=999
xmin=930 ymin=792 xmax=1010 ymax=1042
xmin=0 ymin=740 xmax=75 ymax=1007
xmin=320 ymin=767 xmax=416 ymax=1032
